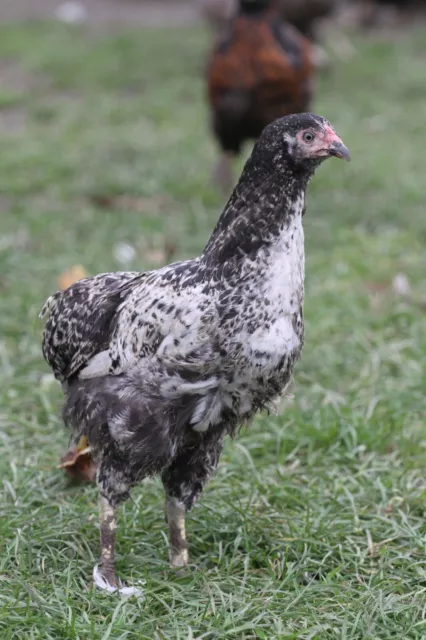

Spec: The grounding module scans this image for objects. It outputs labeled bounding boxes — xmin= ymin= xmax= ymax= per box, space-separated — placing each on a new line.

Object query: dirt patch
xmin=0 ymin=0 xmax=200 ymax=27
xmin=0 ymin=60 xmax=48 ymax=135
xmin=0 ymin=60 xmax=49 ymax=93
xmin=0 ymin=108 xmax=27 ymax=135
xmin=0 ymin=195 xmax=12 ymax=213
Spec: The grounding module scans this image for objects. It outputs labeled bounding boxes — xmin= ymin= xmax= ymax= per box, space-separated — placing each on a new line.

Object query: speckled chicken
xmin=207 ymin=0 xmax=314 ymax=191
xmin=41 ymin=113 xmax=349 ymax=595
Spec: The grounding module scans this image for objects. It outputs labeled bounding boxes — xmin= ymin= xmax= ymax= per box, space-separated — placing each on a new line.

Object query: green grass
xmin=1 ymin=19 xmax=426 ymax=639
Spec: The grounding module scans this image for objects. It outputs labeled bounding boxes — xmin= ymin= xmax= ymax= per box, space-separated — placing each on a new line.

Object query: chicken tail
xmin=62 ymin=362 xmax=229 ymax=483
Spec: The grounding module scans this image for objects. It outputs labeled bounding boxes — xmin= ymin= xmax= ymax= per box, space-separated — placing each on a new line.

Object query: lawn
xmin=0 ymin=18 xmax=426 ymax=640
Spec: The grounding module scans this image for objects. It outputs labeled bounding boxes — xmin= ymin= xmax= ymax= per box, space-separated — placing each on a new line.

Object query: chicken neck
xmin=202 ymin=154 xmax=312 ymax=267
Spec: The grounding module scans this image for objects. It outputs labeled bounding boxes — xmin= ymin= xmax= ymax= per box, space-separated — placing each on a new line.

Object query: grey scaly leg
xmin=92 ymin=495 xmax=143 ymax=596
xmin=166 ymin=497 xmax=189 ymax=568
xmin=92 ymin=495 xmax=119 ymax=590
xmin=162 ymin=430 xmax=225 ymax=569
xmin=97 ymin=496 xmax=118 ymax=586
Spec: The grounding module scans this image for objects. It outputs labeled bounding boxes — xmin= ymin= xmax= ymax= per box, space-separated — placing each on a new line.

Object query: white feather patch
xmin=92 ymin=565 xmax=144 ymax=597
xmin=191 ymin=391 xmax=224 ymax=432
xmin=161 ymin=376 xmax=218 ymax=398
xmin=79 ymin=351 xmax=112 ymax=379
xmin=39 ymin=294 xmax=59 ymax=318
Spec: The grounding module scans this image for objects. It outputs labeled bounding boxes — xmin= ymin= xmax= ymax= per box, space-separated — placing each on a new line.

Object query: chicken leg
xmin=162 ymin=430 xmax=225 ymax=568
xmin=166 ymin=497 xmax=189 ymax=568
xmin=93 ymin=495 xmax=119 ymax=589
xmin=92 ymin=495 xmax=143 ymax=596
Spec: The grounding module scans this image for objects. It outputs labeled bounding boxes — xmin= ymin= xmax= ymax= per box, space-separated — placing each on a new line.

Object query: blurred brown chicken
xmin=207 ymin=0 xmax=314 ymax=191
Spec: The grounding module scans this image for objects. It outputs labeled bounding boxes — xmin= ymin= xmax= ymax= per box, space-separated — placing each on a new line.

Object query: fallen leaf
xmin=145 ymin=248 xmax=167 ymax=265
xmin=164 ymin=239 xmax=178 ymax=263
xmin=365 ymin=281 xmax=388 ymax=294
xmin=58 ymin=435 xmax=97 ymax=483
xmin=90 ymin=194 xmax=169 ymax=214
xmin=58 ymin=264 xmax=88 ymax=290
xmin=145 ymin=239 xmax=178 ymax=266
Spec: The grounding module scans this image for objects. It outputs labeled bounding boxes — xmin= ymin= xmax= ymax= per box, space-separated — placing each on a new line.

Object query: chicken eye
xmin=303 ymin=131 xmax=315 ymax=143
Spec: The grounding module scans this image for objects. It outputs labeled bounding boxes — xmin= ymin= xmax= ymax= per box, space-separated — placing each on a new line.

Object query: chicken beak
xmin=329 ymin=139 xmax=351 ymax=161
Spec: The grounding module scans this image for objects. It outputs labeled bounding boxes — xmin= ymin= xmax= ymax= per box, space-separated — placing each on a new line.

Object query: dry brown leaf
xmin=164 ymin=240 xmax=178 ymax=263
xmin=145 ymin=240 xmax=178 ymax=266
xmin=365 ymin=281 xmax=388 ymax=294
xmin=58 ymin=435 xmax=97 ymax=483
xmin=145 ymin=248 xmax=167 ymax=265
xmin=383 ymin=503 xmax=394 ymax=514
xmin=58 ymin=265 xmax=88 ymax=290
xmin=90 ymin=194 xmax=169 ymax=214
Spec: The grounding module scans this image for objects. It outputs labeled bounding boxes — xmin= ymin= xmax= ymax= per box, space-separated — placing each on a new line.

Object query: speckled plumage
xmin=41 ymin=113 xmax=349 ymax=591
